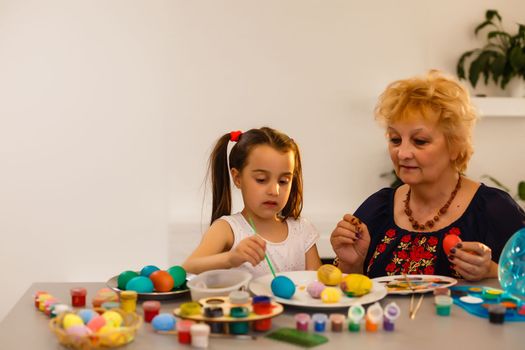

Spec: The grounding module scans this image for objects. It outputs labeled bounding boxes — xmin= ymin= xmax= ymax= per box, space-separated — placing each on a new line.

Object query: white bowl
xmin=186 ymin=269 xmax=252 ymax=301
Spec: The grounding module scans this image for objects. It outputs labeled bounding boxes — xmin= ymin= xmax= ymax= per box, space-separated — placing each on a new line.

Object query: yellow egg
xmin=102 ymin=310 xmax=123 ymax=327
xmin=317 ymin=264 xmax=343 ymax=286
xmin=320 ymin=287 xmax=342 ymax=303
xmin=340 ymin=274 xmax=372 ymax=297
xmin=62 ymin=313 xmax=84 ymax=330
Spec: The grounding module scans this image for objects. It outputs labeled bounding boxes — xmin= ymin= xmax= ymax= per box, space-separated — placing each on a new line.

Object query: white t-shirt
xmin=220 ymin=213 xmax=320 ymax=278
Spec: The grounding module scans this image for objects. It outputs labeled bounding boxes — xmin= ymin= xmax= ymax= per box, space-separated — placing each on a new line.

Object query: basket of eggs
xmin=49 ymin=308 xmax=141 ymax=349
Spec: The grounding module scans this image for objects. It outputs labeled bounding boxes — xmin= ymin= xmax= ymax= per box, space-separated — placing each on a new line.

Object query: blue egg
xmin=151 ymin=313 xmax=177 ymax=331
xmin=140 ymin=265 xmax=160 ymax=277
xmin=271 ymin=276 xmax=296 ymax=299
xmin=126 ymin=276 xmax=154 ymax=293
xmin=77 ymin=309 xmax=98 ymax=324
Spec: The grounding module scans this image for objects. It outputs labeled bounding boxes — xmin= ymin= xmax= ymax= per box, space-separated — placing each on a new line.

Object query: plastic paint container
xmin=329 ymin=314 xmax=346 ymax=332
xmin=204 ymin=306 xmax=225 ymax=333
xmin=119 ymin=291 xmax=138 ymax=312
xmin=433 ymin=287 xmax=451 ymax=296
xmin=312 ymin=313 xmax=328 ymax=332
xmin=383 ymin=302 xmax=401 ymax=331
xmin=252 ymin=296 xmax=273 ymax=331
xmin=229 ymin=307 xmax=250 ymax=334
xmin=70 ymin=288 xmax=87 ymax=308
xmin=191 ymin=323 xmax=211 ymax=348
xmin=348 ymin=304 xmax=365 ymax=332
xmin=365 ymin=302 xmax=383 ymax=332
xmin=295 ymin=313 xmax=311 ymax=331
xmin=180 ymin=302 xmax=202 ymax=317
xmin=229 ymin=291 xmax=251 ymax=305
xmin=142 ymin=300 xmax=161 ymax=323
xmin=177 ymin=320 xmax=195 ymax=344
xmin=435 ymin=295 xmax=453 ymax=316
xmin=488 ymin=304 xmax=506 ymax=324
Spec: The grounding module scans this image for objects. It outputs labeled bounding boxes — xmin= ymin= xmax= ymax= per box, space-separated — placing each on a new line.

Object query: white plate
xmin=249 ymin=271 xmax=387 ymax=309
xmin=372 ymin=274 xmax=457 ymax=295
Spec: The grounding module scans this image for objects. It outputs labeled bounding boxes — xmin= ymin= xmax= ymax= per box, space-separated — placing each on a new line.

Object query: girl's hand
xmin=228 ymin=235 xmax=267 ymax=267
xmin=448 ymin=241 xmax=495 ymax=281
xmin=330 ymin=214 xmax=371 ymax=270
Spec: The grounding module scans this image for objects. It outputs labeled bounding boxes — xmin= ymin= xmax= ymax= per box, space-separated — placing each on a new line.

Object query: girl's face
xmin=387 ymin=118 xmax=457 ymax=185
xmin=231 ymin=144 xmax=295 ymax=220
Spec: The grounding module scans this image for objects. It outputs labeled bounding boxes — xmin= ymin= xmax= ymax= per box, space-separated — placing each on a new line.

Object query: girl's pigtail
xmin=209 ymin=134 xmax=232 ymax=224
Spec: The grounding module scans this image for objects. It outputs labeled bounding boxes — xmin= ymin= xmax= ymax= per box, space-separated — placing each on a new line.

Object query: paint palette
xmin=372 ymin=275 xmax=457 ymax=294
xmin=449 ymin=285 xmax=525 ymax=322
xmin=173 ymin=296 xmax=284 ymax=333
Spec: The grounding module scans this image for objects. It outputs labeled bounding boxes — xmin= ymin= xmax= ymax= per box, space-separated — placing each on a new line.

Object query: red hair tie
xmin=230 ymin=130 xmax=242 ymax=142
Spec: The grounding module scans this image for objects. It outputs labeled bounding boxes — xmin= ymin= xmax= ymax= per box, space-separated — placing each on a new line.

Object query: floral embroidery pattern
xmin=367 ymin=227 xmax=462 ymax=276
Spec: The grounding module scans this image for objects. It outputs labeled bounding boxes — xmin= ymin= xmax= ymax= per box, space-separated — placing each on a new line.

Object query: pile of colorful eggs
xmin=34 ymin=291 xmax=71 ymax=318
xmin=307 ymin=264 xmax=373 ymax=303
xmin=117 ymin=265 xmax=187 ymax=293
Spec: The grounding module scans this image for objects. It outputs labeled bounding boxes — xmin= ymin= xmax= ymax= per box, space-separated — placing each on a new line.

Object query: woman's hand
xmin=227 ymin=235 xmax=267 ymax=267
xmin=448 ymin=242 xmax=496 ymax=281
xmin=330 ymin=214 xmax=371 ymax=272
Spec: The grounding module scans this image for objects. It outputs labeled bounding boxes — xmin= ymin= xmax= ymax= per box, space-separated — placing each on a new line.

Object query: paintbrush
xmin=403 ymin=274 xmax=424 ymax=319
xmin=248 ymin=217 xmax=277 ymax=278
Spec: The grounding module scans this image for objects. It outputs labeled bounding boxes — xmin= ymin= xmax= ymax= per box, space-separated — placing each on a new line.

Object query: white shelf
xmin=472 ymin=97 xmax=525 ymax=118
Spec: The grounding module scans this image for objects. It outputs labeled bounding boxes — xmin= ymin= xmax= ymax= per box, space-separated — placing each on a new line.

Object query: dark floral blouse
xmin=354 ymin=184 xmax=525 ymax=278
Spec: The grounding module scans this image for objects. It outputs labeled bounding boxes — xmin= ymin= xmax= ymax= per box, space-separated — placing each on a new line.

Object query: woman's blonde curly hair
xmin=374 ymin=70 xmax=477 ymax=173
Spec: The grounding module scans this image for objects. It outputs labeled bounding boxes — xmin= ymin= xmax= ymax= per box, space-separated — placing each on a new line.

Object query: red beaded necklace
xmin=404 ymin=176 xmax=462 ymax=231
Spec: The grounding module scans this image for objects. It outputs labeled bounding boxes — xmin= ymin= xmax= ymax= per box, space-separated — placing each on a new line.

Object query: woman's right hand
xmin=228 ymin=235 xmax=267 ymax=267
xmin=330 ymin=214 xmax=371 ymax=269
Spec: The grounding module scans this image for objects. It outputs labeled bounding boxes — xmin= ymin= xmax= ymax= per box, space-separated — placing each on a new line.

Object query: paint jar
xmin=252 ymin=296 xmax=273 ymax=331
xmin=365 ymin=302 xmax=383 ymax=332
xmin=488 ymin=304 xmax=506 ymax=324
xmin=435 ymin=296 xmax=453 ymax=316
xmin=295 ymin=313 xmax=311 ymax=331
xmin=383 ymin=302 xmax=401 ymax=331
xmin=142 ymin=300 xmax=161 ymax=323
xmin=191 ymin=323 xmax=211 ymax=348
xmin=120 ymin=291 xmax=138 ymax=313
xmin=204 ymin=306 xmax=225 ymax=333
xmin=312 ymin=313 xmax=328 ymax=332
xmin=229 ymin=291 xmax=250 ymax=306
xmin=230 ymin=307 xmax=250 ymax=334
xmin=348 ymin=304 xmax=365 ymax=332
xmin=329 ymin=314 xmax=345 ymax=332
xmin=70 ymin=288 xmax=87 ymax=308
xmin=180 ymin=302 xmax=202 ymax=317
xmin=483 ymin=289 xmax=503 ymax=301
xmin=433 ymin=287 xmax=451 ymax=296
xmin=177 ymin=320 xmax=195 ymax=344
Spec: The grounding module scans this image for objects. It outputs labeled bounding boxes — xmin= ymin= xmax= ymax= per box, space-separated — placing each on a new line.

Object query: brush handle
xmin=248 ymin=217 xmax=277 ymax=278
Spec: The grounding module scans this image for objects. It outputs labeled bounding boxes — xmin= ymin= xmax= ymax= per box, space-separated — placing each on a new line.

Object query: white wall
xmin=1 ymin=1 xmax=524 ymax=321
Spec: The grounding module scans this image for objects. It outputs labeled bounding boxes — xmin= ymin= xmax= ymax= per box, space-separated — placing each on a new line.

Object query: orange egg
xmin=149 ymin=270 xmax=174 ymax=292
xmin=443 ymin=234 xmax=462 ymax=255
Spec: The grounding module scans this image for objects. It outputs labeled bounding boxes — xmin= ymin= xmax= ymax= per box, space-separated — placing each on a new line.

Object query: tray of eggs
xmin=106 ymin=265 xmax=192 ymax=300
xmin=249 ymin=265 xmax=388 ymax=308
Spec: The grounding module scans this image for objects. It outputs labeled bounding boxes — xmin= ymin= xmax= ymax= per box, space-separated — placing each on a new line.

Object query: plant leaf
xmin=519 ymin=181 xmax=525 ymax=201
xmin=457 ymin=50 xmax=475 ymax=79
xmin=491 ymin=54 xmax=506 ymax=83
xmin=475 ymin=20 xmax=494 ymax=35
xmin=485 ymin=10 xmax=501 ymax=23
xmin=481 ymin=175 xmax=512 ymax=193
xmin=488 ymin=31 xmax=511 ymax=43
xmin=509 ymin=46 xmax=525 ymax=71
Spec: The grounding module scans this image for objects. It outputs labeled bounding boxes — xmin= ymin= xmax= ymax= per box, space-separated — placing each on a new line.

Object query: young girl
xmin=183 ymin=127 xmax=321 ymax=277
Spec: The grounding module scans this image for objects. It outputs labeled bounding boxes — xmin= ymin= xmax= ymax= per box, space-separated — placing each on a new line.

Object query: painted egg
xmin=443 ymin=234 xmax=462 ymax=255
xmin=167 ymin=265 xmax=187 ymax=288
xmin=102 ymin=310 xmax=123 ymax=327
xmin=320 ymin=287 xmax=342 ymax=303
xmin=306 ymin=281 xmax=326 ymax=298
xmin=87 ymin=315 xmax=106 ymax=332
xmin=150 ymin=270 xmax=175 ymax=292
xmin=271 ymin=276 xmax=296 ymax=299
xmin=62 ymin=313 xmax=84 ymax=330
xmin=66 ymin=325 xmax=92 ymax=337
xmin=317 ymin=264 xmax=343 ymax=286
xmin=340 ymin=274 xmax=372 ymax=297
xmin=77 ymin=309 xmax=98 ymax=324
xmin=117 ymin=270 xmax=139 ymax=290
xmin=92 ymin=288 xmax=119 ymax=307
xmin=126 ymin=276 xmax=154 ymax=293
xmin=151 ymin=313 xmax=177 ymax=331
xmin=140 ymin=265 xmax=160 ymax=277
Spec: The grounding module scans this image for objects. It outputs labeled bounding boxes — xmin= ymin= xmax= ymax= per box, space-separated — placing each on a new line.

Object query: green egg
xmin=126 ymin=276 xmax=154 ymax=293
xmin=167 ymin=265 xmax=187 ymax=288
xmin=117 ymin=270 xmax=139 ymax=290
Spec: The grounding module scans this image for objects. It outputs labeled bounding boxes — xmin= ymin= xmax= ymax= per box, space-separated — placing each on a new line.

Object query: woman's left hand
xmin=448 ymin=242 xmax=496 ymax=281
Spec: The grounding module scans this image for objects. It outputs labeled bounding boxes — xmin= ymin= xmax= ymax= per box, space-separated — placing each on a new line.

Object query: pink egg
xmin=307 ymin=281 xmax=326 ymax=299
xmin=66 ymin=325 xmax=92 ymax=337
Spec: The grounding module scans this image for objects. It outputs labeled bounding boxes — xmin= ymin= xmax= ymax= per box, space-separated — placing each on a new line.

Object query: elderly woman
xmin=331 ymin=71 xmax=525 ymax=281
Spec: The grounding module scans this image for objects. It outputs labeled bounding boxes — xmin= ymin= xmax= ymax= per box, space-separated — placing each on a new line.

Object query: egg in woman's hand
xmin=271 ymin=275 xmax=296 ymax=299
xmin=443 ymin=234 xmax=462 ymax=255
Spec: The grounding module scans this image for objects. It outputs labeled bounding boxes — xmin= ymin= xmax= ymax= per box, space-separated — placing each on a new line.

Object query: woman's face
xmin=387 ymin=118 xmax=456 ymax=185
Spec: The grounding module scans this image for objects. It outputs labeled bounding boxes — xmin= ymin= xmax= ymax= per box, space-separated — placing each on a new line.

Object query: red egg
xmin=443 ymin=234 xmax=462 ymax=255
xmin=149 ymin=270 xmax=175 ymax=292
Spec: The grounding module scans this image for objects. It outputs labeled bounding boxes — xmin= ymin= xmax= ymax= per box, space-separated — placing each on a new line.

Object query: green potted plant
xmin=456 ymin=10 xmax=525 ymax=93
xmin=482 ymin=175 xmax=525 ymax=207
